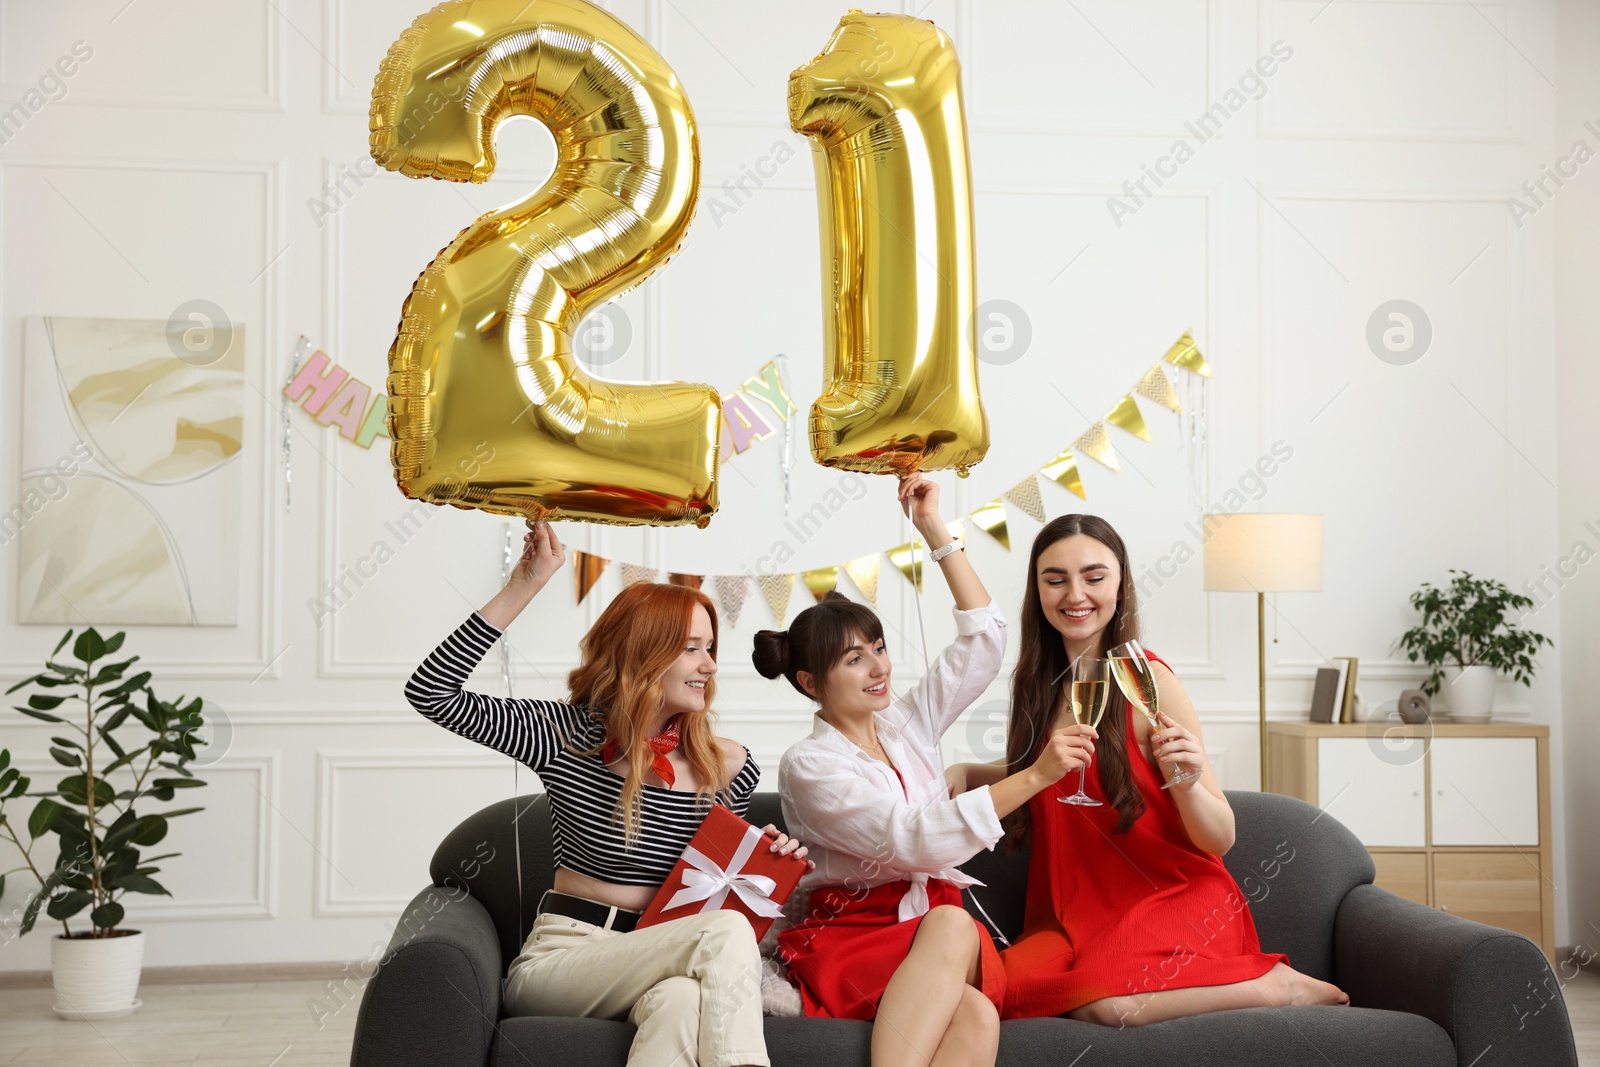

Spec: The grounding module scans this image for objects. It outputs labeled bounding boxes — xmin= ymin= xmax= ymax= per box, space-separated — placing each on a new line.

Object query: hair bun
xmin=750 ymin=629 xmax=790 ymax=680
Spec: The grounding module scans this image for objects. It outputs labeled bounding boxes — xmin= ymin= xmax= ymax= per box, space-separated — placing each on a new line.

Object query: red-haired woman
xmin=754 ymin=475 xmax=1089 ymax=1067
xmin=406 ymin=519 xmax=808 ymax=1067
xmin=947 ymin=514 xmax=1347 ymax=1026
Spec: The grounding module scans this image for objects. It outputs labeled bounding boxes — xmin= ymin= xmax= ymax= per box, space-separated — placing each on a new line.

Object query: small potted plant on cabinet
xmin=1395 ymin=569 xmax=1552 ymax=722
xmin=1 ymin=627 xmax=210 ymax=1019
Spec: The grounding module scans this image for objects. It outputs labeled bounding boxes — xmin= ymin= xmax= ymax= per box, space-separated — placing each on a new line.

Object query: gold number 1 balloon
xmin=370 ymin=0 xmax=720 ymax=527
xmin=789 ymin=12 xmax=989 ymax=476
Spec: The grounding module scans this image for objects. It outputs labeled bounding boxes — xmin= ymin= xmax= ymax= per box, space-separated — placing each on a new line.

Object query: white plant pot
xmin=1443 ymin=664 xmax=1498 ymax=723
xmin=50 ymin=929 xmax=144 ymax=1020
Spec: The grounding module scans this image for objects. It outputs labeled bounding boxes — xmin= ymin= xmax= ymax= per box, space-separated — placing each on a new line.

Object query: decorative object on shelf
xmin=790 ymin=12 xmax=987 ymax=476
xmin=2 ymin=627 xmax=213 ymax=1019
xmin=1202 ymin=513 xmax=1324 ymax=789
xmin=20 ymin=317 xmax=244 ymax=626
xmin=1308 ymin=667 xmax=1339 ymax=723
xmin=1398 ymin=688 xmax=1432 ymax=724
xmin=1395 ymin=569 xmax=1551 ymax=723
xmin=1351 ymin=689 xmax=1374 ymax=722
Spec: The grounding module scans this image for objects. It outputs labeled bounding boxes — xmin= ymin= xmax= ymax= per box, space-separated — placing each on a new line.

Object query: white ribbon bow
xmin=663 ymin=823 xmax=786 ymax=918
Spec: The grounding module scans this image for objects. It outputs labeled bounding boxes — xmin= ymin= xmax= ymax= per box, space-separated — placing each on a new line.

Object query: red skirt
xmin=776 ymin=879 xmax=1007 ymax=1020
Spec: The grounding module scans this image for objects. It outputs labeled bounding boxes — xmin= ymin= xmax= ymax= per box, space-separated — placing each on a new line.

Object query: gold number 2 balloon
xmin=370 ymin=0 xmax=720 ymax=527
xmin=789 ymin=12 xmax=989 ymax=476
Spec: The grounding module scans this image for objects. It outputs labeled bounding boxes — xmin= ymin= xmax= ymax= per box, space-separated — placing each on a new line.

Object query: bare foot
xmin=1266 ymin=963 xmax=1349 ymax=1007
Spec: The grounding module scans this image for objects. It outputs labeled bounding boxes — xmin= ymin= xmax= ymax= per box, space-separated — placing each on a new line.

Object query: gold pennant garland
xmin=844 ymin=554 xmax=880 ymax=605
xmin=714 ymin=574 xmax=751 ymax=628
xmin=619 ymin=563 xmax=657 ymax=588
xmin=1005 ymin=476 xmax=1046 ymax=521
xmin=573 ymin=550 xmax=609 ymax=605
xmin=1073 ymin=422 xmax=1119 ymax=472
xmin=536 ymin=333 xmax=1208 ymax=617
xmin=887 ymin=540 xmax=925 ymax=593
xmin=1135 ymin=364 xmax=1182 ymax=412
xmin=1104 ymin=394 xmax=1152 ymax=443
xmin=802 ymin=565 xmax=839 ymax=601
xmin=756 ymin=573 xmax=796 ymax=622
xmin=969 ymin=498 xmax=1010 ymax=551
xmin=1163 ymin=330 xmax=1212 ymax=378
xmin=1041 ymin=448 xmax=1086 ymax=500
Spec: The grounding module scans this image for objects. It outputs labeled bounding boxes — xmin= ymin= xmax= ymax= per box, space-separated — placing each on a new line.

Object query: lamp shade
xmin=1202 ymin=513 xmax=1323 ymax=593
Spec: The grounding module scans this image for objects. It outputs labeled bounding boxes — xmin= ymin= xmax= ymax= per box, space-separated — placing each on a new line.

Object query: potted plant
xmin=1395 ymin=570 xmax=1552 ymax=722
xmin=1 ymin=627 xmax=210 ymax=1019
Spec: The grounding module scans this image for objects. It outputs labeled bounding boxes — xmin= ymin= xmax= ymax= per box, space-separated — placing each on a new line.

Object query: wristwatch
xmin=929 ymin=536 xmax=964 ymax=562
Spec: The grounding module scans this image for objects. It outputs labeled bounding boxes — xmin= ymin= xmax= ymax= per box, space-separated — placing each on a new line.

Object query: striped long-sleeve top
xmin=405 ymin=611 xmax=761 ymax=886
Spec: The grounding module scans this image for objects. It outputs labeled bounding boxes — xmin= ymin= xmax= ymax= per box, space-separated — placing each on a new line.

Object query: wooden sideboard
xmin=1264 ymin=720 xmax=1554 ymax=963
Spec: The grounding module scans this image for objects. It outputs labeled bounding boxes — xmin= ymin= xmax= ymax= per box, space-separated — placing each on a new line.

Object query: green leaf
xmin=102 ymin=633 xmax=126 ymax=655
xmin=101 ymin=706 xmax=134 ymax=732
xmin=151 ymin=778 xmax=205 ymax=790
xmin=101 ymin=750 xmax=139 ymax=776
xmin=48 ymin=747 xmax=82 ymax=769
xmin=109 ymin=872 xmax=169 ymax=896
xmin=128 ymin=815 xmax=167 ymax=847
xmin=0 ymin=749 xmax=8 ymax=772
xmin=90 ymin=901 xmax=125 ymax=929
xmin=4 ymin=674 xmax=42 ymax=695
xmin=101 ymin=810 xmax=141 ymax=851
xmin=13 ymin=707 xmax=66 ymax=724
xmin=159 ymin=807 xmax=203 ymax=819
xmin=49 ymin=736 xmax=82 ymax=751
xmin=20 ymin=870 xmax=63 ymax=935
xmin=0 ymin=767 xmax=15 ymax=793
xmin=46 ymin=889 xmax=92 ymax=920
xmin=73 ymin=629 xmax=106 ymax=664
xmin=52 ymin=630 xmax=74 ymax=657
xmin=28 ymin=798 xmax=62 ymax=839
xmin=27 ymin=693 xmax=67 ymax=711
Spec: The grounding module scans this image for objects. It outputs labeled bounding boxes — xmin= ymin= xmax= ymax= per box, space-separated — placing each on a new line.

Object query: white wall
xmin=0 ymin=0 xmax=1583 ymax=972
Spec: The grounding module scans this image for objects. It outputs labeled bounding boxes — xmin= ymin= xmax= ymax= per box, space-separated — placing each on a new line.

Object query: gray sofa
xmin=350 ymin=790 xmax=1579 ymax=1067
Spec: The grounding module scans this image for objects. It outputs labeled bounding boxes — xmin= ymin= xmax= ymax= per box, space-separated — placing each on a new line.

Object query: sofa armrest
xmin=350 ymin=886 xmax=505 ymax=1067
xmin=1333 ymin=883 xmax=1577 ymax=1067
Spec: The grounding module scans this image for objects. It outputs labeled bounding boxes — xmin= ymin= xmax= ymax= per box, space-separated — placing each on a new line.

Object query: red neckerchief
xmin=601 ymin=718 xmax=682 ymax=787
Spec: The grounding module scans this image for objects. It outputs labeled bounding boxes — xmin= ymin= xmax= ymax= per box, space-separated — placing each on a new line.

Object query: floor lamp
xmin=1202 ymin=513 xmax=1323 ymax=791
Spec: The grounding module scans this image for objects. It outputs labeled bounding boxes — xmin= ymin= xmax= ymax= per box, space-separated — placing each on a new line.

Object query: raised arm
xmin=403 ymin=520 xmax=575 ymax=769
xmin=898 ymin=472 xmax=988 ymax=610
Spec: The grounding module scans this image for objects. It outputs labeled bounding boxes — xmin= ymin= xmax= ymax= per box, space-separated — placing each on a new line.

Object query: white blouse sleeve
xmin=779 ymin=747 xmax=1004 ymax=873
xmin=885 ymin=600 xmax=1007 ymax=750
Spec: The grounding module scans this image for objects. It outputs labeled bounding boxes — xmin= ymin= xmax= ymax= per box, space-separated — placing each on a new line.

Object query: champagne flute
xmin=1107 ymin=639 xmax=1201 ymax=789
xmin=1058 ymin=654 xmax=1107 ymax=806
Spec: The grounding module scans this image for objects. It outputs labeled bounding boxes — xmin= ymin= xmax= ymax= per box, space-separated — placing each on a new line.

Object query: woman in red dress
xmin=950 ymin=514 xmax=1348 ymax=1026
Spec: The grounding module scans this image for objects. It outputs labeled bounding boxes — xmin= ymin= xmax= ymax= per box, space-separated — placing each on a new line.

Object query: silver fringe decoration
xmin=283 ymin=336 xmax=310 ymax=512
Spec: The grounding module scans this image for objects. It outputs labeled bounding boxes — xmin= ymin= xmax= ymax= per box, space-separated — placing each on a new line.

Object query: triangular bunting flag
xmin=968 ymin=498 xmax=1010 ymax=551
xmin=1162 ymin=330 xmax=1212 ymax=378
xmin=619 ymin=563 xmax=657 ymax=588
xmin=843 ymin=554 xmax=880 ymax=606
xmin=1104 ymin=393 xmax=1152 ymax=443
xmin=1004 ymin=476 xmax=1046 ymax=522
xmin=714 ymin=574 xmax=751 ymax=628
xmin=573 ymin=550 xmax=610 ymax=605
xmin=887 ymin=540 xmax=925 ymax=593
xmin=802 ymin=565 xmax=838 ymax=601
xmin=1135 ymin=364 xmax=1183 ymax=412
xmin=1073 ymin=422 xmax=1120 ymax=472
xmin=756 ymin=573 xmax=796 ymax=622
xmin=1041 ymin=448 xmax=1086 ymax=500
xmin=667 ymin=573 xmax=703 ymax=590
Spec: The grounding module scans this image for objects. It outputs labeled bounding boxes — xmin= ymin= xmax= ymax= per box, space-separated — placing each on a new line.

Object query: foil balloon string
xmin=778 ymin=353 xmax=795 ymax=522
xmin=282 ymin=336 xmax=309 ymax=512
xmin=500 ymin=520 xmax=525 ymax=940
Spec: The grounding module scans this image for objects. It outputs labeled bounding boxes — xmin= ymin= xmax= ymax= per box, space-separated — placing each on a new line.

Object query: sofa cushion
xmin=995 ymin=1006 xmax=1452 ymax=1066
xmin=489 ymin=1006 xmax=1450 ymax=1067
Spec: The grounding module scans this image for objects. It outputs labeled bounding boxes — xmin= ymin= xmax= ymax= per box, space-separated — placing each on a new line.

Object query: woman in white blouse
xmin=753 ymin=473 xmax=1096 ymax=1067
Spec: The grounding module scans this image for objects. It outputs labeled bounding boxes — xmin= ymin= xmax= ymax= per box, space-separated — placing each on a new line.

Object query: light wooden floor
xmin=2 ymin=968 xmax=1598 ymax=1065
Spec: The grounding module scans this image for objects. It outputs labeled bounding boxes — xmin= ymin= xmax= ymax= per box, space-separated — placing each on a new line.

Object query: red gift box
xmin=637 ymin=803 xmax=807 ymax=940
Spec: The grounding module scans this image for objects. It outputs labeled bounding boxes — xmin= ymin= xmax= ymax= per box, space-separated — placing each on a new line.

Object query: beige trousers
xmin=502 ymin=905 xmax=770 ymax=1067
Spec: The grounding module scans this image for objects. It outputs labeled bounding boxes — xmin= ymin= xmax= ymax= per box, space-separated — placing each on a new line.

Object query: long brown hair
xmin=568 ymin=583 xmax=731 ymax=842
xmin=1005 ymin=514 xmax=1146 ymax=846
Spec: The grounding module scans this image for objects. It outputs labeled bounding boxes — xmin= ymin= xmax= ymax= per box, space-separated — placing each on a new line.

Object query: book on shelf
xmin=1332 ymin=656 xmax=1359 ymax=723
xmin=1309 ymin=667 xmax=1340 ymax=723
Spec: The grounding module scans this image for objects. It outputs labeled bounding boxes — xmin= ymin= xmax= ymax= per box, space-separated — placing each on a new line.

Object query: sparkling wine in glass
xmin=1108 ymin=639 xmax=1201 ymax=789
xmin=1058 ymin=655 xmax=1108 ymax=806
